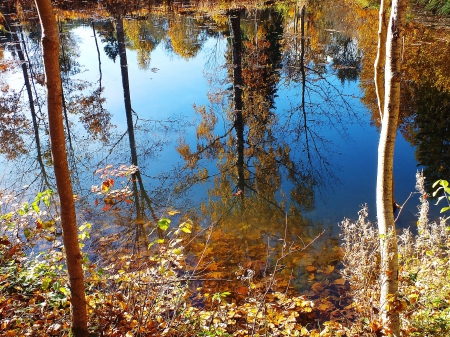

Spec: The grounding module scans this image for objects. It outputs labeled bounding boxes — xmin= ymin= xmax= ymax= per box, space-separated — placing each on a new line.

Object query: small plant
xmin=433 ymin=179 xmax=450 ymax=217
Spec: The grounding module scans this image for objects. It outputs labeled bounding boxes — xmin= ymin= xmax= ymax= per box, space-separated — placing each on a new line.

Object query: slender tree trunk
xmin=34 ymin=1 xmax=88 ymax=336
xmin=376 ymin=0 xmax=406 ymax=334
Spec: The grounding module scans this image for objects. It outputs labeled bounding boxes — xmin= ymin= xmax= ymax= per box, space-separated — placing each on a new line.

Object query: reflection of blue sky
xmin=74 ymin=26 xmax=213 ymax=126
xmin=0 ymin=23 xmax=439 ymax=229
xmin=275 ymin=64 xmax=425 ymax=228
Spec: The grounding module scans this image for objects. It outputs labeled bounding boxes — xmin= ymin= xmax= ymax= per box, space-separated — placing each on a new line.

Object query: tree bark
xmin=376 ymin=0 xmax=406 ymax=334
xmin=34 ymin=1 xmax=88 ymax=336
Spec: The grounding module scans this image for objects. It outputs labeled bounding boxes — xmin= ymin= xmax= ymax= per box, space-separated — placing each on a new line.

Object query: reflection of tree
xmin=124 ymin=15 xmax=167 ymax=69
xmin=326 ymin=33 xmax=362 ymax=83
xmin=111 ymin=14 xmax=159 ymax=254
xmin=168 ymin=15 xmax=207 ymax=60
xmin=228 ymin=9 xmax=245 ymax=193
xmin=398 ymin=24 xmax=450 ymax=192
xmin=406 ymin=86 xmax=450 ymax=192
xmin=175 ymin=9 xmax=334 ymax=293
xmin=2 ymin=5 xmax=50 ymax=188
xmin=58 ymin=22 xmax=112 ymax=145
xmin=357 ymin=13 xmax=450 ymax=193
xmin=280 ymin=4 xmax=357 ymax=192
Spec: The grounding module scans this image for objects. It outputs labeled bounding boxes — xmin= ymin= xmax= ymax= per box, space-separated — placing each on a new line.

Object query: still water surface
xmin=1 ymin=1 xmax=448 ymax=288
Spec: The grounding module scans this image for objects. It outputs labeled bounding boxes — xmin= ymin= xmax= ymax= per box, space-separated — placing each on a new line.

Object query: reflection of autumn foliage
xmin=124 ymin=17 xmax=167 ymax=69
xmin=168 ymin=15 xmax=206 ymax=60
xmin=403 ymin=23 xmax=450 ymax=92
xmin=72 ymin=88 xmax=112 ymax=143
xmin=0 ymin=91 xmax=29 ymax=159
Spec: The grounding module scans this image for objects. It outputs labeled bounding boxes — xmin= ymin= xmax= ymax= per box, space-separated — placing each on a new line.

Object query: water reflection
xmin=1 ymin=0 xmax=449 ymax=292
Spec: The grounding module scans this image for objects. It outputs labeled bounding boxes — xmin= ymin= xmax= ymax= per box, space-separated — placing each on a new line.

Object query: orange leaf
xmin=305 ymin=265 xmax=317 ymax=273
xmin=311 ymin=282 xmax=325 ymax=293
xmin=236 ymin=286 xmax=249 ymax=295
xmin=102 ymin=204 xmax=112 ymax=212
xmin=332 ymin=278 xmax=345 ymax=285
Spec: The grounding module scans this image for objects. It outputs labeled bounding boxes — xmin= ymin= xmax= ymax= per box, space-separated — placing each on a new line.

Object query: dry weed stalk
xmin=340 ymin=205 xmax=381 ymax=330
xmin=340 ymin=171 xmax=450 ymax=336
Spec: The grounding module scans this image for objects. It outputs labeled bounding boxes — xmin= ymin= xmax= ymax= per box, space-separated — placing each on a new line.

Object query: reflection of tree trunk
xmin=115 ymin=16 xmax=159 ymax=241
xmin=58 ymin=21 xmax=74 ymax=152
xmin=92 ymin=22 xmax=103 ymax=90
xmin=374 ymin=0 xmax=389 ymax=120
xmin=34 ymin=0 xmax=88 ymax=336
xmin=299 ymin=6 xmax=310 ymax=164
xmin=115 ymin=16 xmax=138 ymax=166
xmin=376 ymin=0 xmax=406 ymax=333
xmin=228 ymin=10 xmax=245 ymax=193
xmin=6 ymin=13 xmax=50 ymax=186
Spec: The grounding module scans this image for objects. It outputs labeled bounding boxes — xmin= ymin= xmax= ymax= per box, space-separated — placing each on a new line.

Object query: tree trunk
xmin=376 ymin=0 xmax=406 ymax=334
xmin=34 ymin=1 xmax=88 ymax=336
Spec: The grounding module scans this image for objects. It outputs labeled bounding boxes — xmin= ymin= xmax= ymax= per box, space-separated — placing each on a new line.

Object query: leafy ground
xmin=0 ymin=219 xmax=352 ymax=337
xmin=1 ymin=172 xmax=450 ymax=336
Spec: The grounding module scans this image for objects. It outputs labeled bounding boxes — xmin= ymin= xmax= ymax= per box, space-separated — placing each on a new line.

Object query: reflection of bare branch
xmin=96 ymin=130 xmax=129 ymax=167
xmin=192 ymin=126 xmax=234 ymax=158
xmin=92 ymin=22 xmax=103 ymax=89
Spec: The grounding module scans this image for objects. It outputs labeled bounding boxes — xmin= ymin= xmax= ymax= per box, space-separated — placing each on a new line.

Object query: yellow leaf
xmin=333 ymin=278 xmax=345 ymax=285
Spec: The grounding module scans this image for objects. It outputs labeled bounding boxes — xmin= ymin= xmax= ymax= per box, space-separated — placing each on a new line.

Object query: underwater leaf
xmin=158 ymin=218 xmax=171 ymax=230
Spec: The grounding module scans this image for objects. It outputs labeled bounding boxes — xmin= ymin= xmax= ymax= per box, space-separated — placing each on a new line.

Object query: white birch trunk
xmin=376 ymin=0 xmax=407 ymax=334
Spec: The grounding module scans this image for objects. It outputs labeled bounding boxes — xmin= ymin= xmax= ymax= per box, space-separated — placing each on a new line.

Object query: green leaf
xmin=18 ymin=203 xmax=29 ymax=216
xmin=432 ymin=180 xmax=443 ymax=188
xmin=59 ymin=287 xmax=70 ymax=296
xmin=172 ymin=248 xmax=183 ymax=255
xmin=42 ymin=277 xmax=52 ymax=290
xmin=179 ymin=220 xmax=192 ymax=233
xmin=24 ymin=228 xmax=31 ymax=239
xmin=43 ymin=220 xmax=55 ymax=229
xmin=156 ymin=238 xmax=165 ymax=244
xmin=440 ymin=206 xmax=450 ymax=213
xmin=436 ymin=180 xmax=449 ymax=188
xmin=31 ymin=201 xmax=40 ymax=213
xmin=158 ymin=218 xmax=171 ymax=231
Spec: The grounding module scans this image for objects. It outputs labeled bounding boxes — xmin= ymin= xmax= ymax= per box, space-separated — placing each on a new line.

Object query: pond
xmin=1 ymin=0 xmax=449 ymax=291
